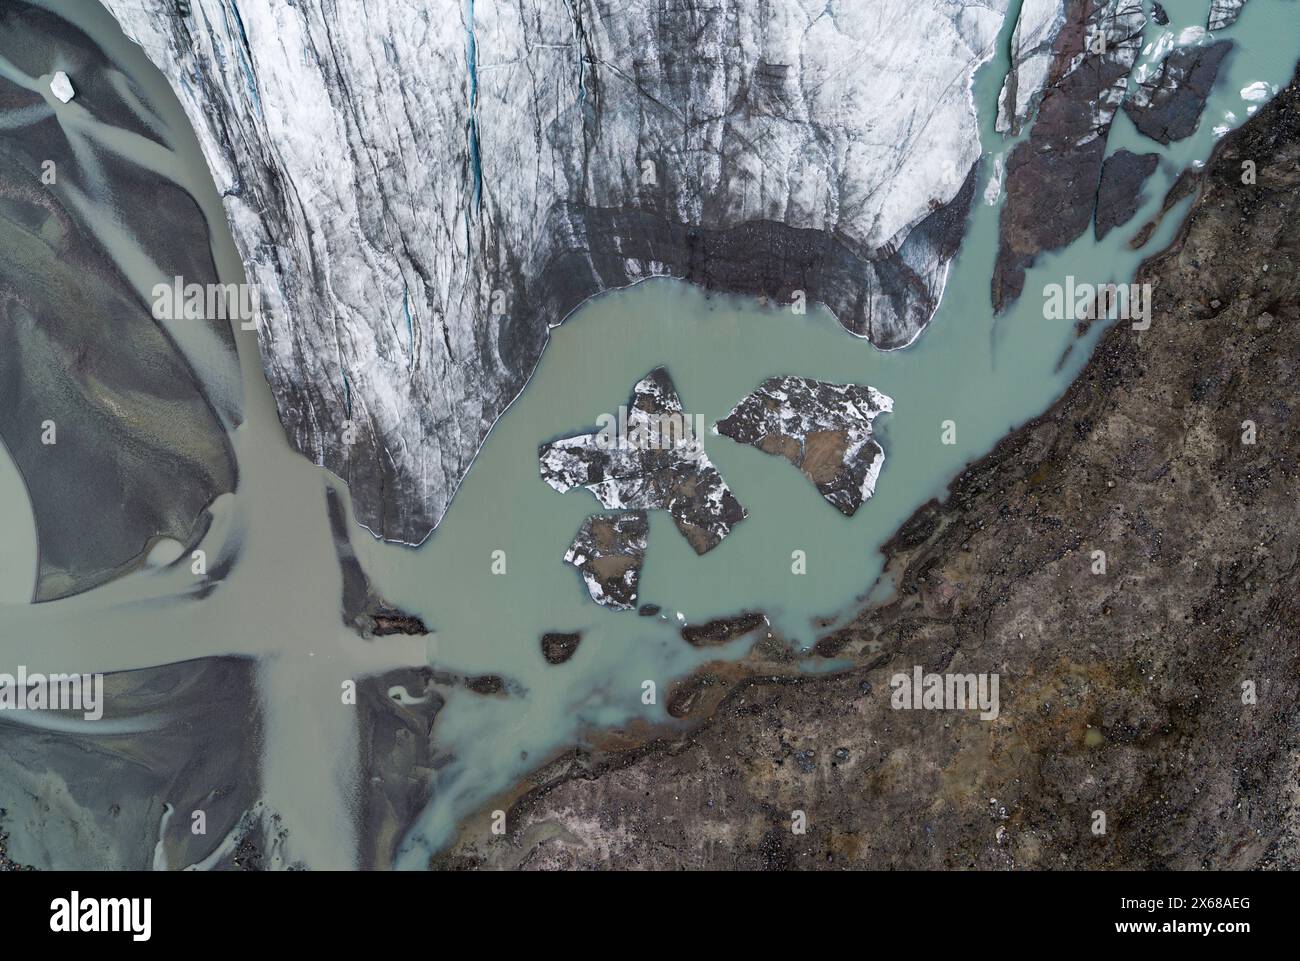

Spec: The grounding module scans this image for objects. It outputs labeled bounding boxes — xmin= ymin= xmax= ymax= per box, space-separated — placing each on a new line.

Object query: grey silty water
xmin=0 ymin=0 xmax=1296 ymax=869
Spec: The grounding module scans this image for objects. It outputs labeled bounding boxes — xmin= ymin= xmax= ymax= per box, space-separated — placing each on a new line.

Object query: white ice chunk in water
xmin=50 ymin=71 xmax=74 ymax=103
xmin=1240 ymin=81 xmax=1273 ymax=103
xmin=983 ymin=154 xmax=1005 ymax=206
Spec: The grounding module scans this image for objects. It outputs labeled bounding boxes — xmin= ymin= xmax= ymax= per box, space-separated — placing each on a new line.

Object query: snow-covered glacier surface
xmin=997 ymin=0 xmax=1068 ymax=134
xmin=99 ymin=0 xmax=1015 ymax=544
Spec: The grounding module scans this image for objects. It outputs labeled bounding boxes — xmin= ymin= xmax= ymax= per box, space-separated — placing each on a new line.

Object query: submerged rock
xmin=1095 ymin=149 xmax=1160 ymax=240
xmin=993 ymin=0 xmax=1147 ymax=312
xmin=563 ymin=512 xmax=648 ymax=611
xmin=541 ymin=368 xmax=746 ymax=554
xmin=1124 ymin=41 xmax=1233 ymax=145
xmin=715 ymin=376 xmax=893 ymax=516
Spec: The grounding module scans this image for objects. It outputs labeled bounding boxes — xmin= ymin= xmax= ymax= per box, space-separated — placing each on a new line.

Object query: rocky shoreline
xmin=435 ymin=65 xmax=1300 ymax=870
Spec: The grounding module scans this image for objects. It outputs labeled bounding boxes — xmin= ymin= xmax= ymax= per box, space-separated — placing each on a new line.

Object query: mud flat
xmin=0 ymin=1 xmax=238 ymax=601
xmin=0 ymin=657 xmax=260 ymax=870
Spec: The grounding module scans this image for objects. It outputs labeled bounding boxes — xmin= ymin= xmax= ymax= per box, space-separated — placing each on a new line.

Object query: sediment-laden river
xmin=1 ymin=0 xmax=1297 ymax=868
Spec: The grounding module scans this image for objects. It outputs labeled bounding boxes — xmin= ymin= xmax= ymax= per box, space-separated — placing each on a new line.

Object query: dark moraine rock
xmin=540 ymin=632 xmax=582 ymax=665
xmin=1123 ymin=41 xmax=1233 ymax=145
xmin=1152 ymin=2 xmax=1169 ymax=25
xmin=367 ymin=610 xmax=430 ymax=637
xmin=715 ymin=376 xmax=893 ymax=516
xmin=562 ymin=511 xmax=648 ymax=611
xmin=638 ymin=604 xmax=662 ymax=617
xmin=992 ymin=0 xmax=1146 ymax=312
xmin=326 ymin=488 xmax=428 ymax=638
xmin=466 ymin=675 xmax=505 ymax=696
xmin=541 ymin=368 xmax=746 ymax=555
xmin=681 ymin=612 xmax=768 ymax=647
xmin=1095 ymin=150 xmax=1161 ymax=240
xmin=424 ymin=669 xmax=521 ymax=698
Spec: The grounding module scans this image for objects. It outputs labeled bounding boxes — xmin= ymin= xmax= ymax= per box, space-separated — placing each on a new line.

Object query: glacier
xmin=99 ymin=0 xmax=1022 ymax=544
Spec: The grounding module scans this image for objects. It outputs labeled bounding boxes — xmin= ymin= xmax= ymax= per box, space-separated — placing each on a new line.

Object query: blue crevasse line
xmin=576 ymin=40 xmax=585 ymax=103
xmin=465 ymin=0 xmax=482 ymax=216
xmin=225 ymin=2 xmax=262 ymax=115
xmin=402 ymin=285 xmax=414 ymax=358
xmin=567 ymin=0 xmax=586 ymax=104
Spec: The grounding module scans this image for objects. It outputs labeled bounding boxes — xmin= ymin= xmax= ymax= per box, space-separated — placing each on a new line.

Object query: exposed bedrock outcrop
xmin=680 ymin=611 xmax=768 ymax=648
xmin=992 ymin=0 xmax=1146 ymax=312
xmin=540 ymin=368 xmax=746 ymax=557
xmin=715 ymin=376 xmax=893 ymax=517
xmin=1094 ymin=149 xmax=1159 ymax=240
xmin=1124 ymin=40 xmax=1233 ymax=145
xmin=98 ymin=0 xmax=1016 ymax=545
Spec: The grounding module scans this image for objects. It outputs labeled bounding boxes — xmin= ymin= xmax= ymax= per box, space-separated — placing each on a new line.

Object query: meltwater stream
xmin=1 ymin=0 xmax=1298 ymax=868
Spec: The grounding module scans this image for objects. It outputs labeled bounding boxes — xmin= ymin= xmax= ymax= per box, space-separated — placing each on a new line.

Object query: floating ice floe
xmin=49 ymin=71 xmax=74 ymax=103
xmin=983 ymin=155 xmax=1005 ymax=206
xmin=1240 ymin=81 xmax=1274 ymax=103
xmin=1214 ymin=109 xmax=1238 ymax=138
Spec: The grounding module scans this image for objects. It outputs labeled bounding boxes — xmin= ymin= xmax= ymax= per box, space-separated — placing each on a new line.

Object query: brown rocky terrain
xmin=434 ymin=65 xmax=1300 ymax=871
xmin=992 ymin=0 xmax=1146 ymax=312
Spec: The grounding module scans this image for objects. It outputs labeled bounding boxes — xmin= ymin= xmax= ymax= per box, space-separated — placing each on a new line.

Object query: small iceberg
xmin=50 ymin=71 xmax=74 ymax=103
xmin=1240 ymin=81 xmax=1273 ymax=103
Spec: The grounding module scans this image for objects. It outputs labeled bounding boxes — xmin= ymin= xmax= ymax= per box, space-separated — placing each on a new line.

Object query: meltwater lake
xmin=1 ymin=0 xmax=1297 ymax=868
